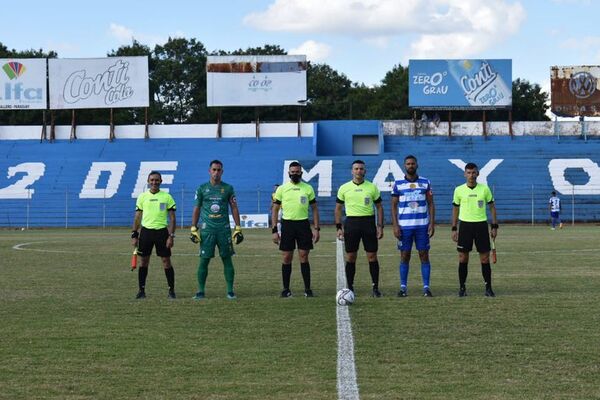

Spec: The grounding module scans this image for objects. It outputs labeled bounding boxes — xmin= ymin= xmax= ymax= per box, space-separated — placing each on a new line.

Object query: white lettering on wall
xmin=79 ymin=162 xmax=126 ymax=199
xmin=0 ymin=163 xmax=45 ymax=199
xmin=448 ymin=159 xmax=504 ymax=185
xmin=548 ymin=159 xmax=600 ymax=195
xmin=283 ymin=160 xmax=333 ymax=197
xmin=372 ymin=160 xmax=405 ymax=191
xmin=131 ymin=162 xmax=178 ymax=198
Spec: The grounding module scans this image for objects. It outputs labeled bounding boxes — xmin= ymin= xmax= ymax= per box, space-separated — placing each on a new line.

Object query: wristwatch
xmin=169 ymin=233 xmax=176 ymax=238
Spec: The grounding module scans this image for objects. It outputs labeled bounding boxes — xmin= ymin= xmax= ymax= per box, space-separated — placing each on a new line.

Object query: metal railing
xmin=3 ymin=184 xmax=598 ymax=228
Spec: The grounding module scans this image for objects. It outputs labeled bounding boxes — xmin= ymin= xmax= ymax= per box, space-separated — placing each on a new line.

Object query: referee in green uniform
xmin=335 ymin=160 xmax=384 ymax=297
xmin=131 ymin=171 xmax=177 ymax=299
xmin=451 ymin=162 xmax=498 ymax=297
xmin=190 ymin=160 xmax=243 ymax=300
xmin=271 ymin=161 xmax=320 ymax=297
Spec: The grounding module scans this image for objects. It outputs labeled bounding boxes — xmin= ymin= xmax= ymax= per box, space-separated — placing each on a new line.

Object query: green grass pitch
xmin=1 ymin=225 xmax=599 ymax=399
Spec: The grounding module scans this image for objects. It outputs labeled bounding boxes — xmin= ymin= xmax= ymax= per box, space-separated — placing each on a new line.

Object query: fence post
xmin=102 ymin=188 xmax=106 ymax=229
xmin=26 ymin=188 xmax=31 ymax=230
xmin=180 ymin=186 xmax=185 ymax=229
xmin=257 ymin=185 xmax=261 ymax=213
xmin=65 ymin=188 xmax=69 ymax=229
xmin=571 ymin=184 xmax=575 ymax=226
xmin=531 ymin=184 xmax=535 ymax=226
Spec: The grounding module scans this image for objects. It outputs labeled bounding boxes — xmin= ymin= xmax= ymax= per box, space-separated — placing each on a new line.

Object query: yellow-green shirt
xmin=136 ymin=190 xmax=176 ymax=229
xmin=274 ymin=181 xmax=316 ymax=220
xmin=452 ymin=183 xmax=493 ymax=222
xmin=336 ymin=180 xmax=381 ymax=217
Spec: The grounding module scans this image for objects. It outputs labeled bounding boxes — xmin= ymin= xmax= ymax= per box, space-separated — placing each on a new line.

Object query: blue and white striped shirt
xmin=391 ymin=176 xmax=432 ymax=229
xmin=549 ymin=196 xmax=561 ymax=212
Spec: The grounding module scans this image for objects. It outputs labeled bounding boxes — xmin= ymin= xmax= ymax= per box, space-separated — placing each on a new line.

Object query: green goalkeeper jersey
xmin=195 ymin=181 xmax=236 ymax=232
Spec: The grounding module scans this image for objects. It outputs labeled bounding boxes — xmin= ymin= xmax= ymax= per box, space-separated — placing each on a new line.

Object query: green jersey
xmin=135 ymin=190 xmax=176 ymax=230
xmin=336 ymin=180 xmax=381 ymax=217
xmin=274 ymin=181 xmax=316 ymax=220
xmin=195 ymin=181 xmax=236 ymax=232
xmin=452 ymin=183 xmax=494 ymax=222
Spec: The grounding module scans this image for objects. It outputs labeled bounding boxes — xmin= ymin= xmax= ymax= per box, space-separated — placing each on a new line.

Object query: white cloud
xmin=108 ymin=23 xmax=184 ymax=47
xmin=244 ymin=0 xmax=433 ymax=35
xmin=289 ymin=40 xmax=332 ymax=61
xmin=560 ymin=36 xmax=600 ymax=64
xmin=109 ymin=23 xmax=134 ymax=43
xmin=244 ymin=0 xmax=526 ymax=56
xmin=362 ymin=36 xmax=390 ymax=49
xmin=45 ymin=41 xmax=79 ymax=56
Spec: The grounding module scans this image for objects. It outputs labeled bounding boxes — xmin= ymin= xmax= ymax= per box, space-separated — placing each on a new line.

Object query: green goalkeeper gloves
xmin=190 ymin=226 xmax=201 ymax=244
xmin=232 ymin=226 xmax=244 ymax=244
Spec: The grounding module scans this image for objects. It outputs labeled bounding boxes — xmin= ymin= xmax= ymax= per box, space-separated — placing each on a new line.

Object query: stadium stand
xmin=1 ymin=121 xmax=600 ymax=227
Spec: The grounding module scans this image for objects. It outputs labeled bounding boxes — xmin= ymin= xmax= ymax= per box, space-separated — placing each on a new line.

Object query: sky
xmin=2 ymin=0 xmax=598 ymax=99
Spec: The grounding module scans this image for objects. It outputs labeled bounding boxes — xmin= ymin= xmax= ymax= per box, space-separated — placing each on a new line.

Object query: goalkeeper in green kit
xmin=190 ymin=160 xmax=243 ymax=299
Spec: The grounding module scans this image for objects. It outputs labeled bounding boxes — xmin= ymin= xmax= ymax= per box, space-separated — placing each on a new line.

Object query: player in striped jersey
xmin=391 ymin=155 xmax=435 ymax=297
xmin=549 ymin=191 xmax=563 ymax=230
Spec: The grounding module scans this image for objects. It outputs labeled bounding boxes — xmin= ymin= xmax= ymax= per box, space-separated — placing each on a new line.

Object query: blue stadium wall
xmin=1 ymin=122 xmax=600 ymax=227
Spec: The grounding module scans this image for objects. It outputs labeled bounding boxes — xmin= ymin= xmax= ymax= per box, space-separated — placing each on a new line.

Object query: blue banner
xmin=409 ymin=59 xmax=512 ymax=109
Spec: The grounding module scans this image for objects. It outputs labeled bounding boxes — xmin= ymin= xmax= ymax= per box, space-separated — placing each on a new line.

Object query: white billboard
xmin=0 ymin=58 xmax=47 ymax=110
xmin=229 ymin=214 xmax=268 ymax=228
xmin=49 ymin=57 xmax=149 ymax=110
xmin=207 ymin=55 xmax=307 ymax=107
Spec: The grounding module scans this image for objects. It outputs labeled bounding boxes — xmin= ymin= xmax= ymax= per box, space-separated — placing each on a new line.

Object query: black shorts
xmin=344 ymin=216 xmax=378 ymax=253
xmin=457 ymin=221 xmax=490 ymax=253
xmin=279 ymin=219 xmax=313 ymax=251
xmin=138 ymin=227 xmax=171 ymax=257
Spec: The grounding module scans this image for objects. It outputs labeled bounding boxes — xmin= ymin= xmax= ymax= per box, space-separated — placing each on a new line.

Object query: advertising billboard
xmin=49 ymin=57 xmax=149 ymax=110
xmin=0 ymin=58 xmax=47 ymax=110
xmin=207 ymin=55 xmax=307 ymax=107
xmin=409 ymin=59 xmax=512 ymax=109
xmin=551 ymin=65 xmax=600 ymax=117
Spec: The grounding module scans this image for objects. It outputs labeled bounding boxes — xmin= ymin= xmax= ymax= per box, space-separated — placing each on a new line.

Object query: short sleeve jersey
xmin=195 ymin=181 xmax=235 ymax=231
xmin=391 ymin=176 xmax=432 ymax=229
xmin=336 ymin=180 xmax=381 ymax=217
xmin=274 ymin=181 xmax=316 ymax=221
xmin=136 ymin=190 xmax=176 ymax=230
xmin=452 ymin=183 xmax=494 ymax=222
xmin=549 ymin=196 xmax=561 ymax=212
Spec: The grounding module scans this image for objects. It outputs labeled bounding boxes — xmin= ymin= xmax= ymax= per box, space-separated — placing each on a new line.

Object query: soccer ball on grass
xmin=336 ymin=288 xmax=355 ymax=306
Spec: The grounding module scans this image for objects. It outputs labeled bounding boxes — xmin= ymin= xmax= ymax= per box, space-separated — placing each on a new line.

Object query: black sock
xmin=369 ymin=261 xmax=380 ymax=289
xmin=458 ymin=263 xmax=468 ymax=288
xmin=138 ymin=267 xmax=148 ymax=291
xmin=300 ymin=262 xmax=311 ymax=291
xmin=481 ymin=263 xmax=492 ymax=289
xmin=164 ymin=267 xmax=175 ymax=292
xmin=345 ymin=262 xmax=356 ymax=291
xmin=282 ymin=263 xmax=292 ymax=290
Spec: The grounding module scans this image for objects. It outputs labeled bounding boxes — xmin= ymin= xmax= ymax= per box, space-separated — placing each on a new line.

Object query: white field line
xmin=336 ymin=238 xmax=360 ymax=400
xmin=13 ymin=241 xmax=600 ymax=258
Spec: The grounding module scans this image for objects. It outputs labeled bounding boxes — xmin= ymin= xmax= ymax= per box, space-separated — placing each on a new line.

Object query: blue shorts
xmin=397 ymin=226 xmax=430 ymax=251
xmin=551 ymin=211 xmax=560 ymax=219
